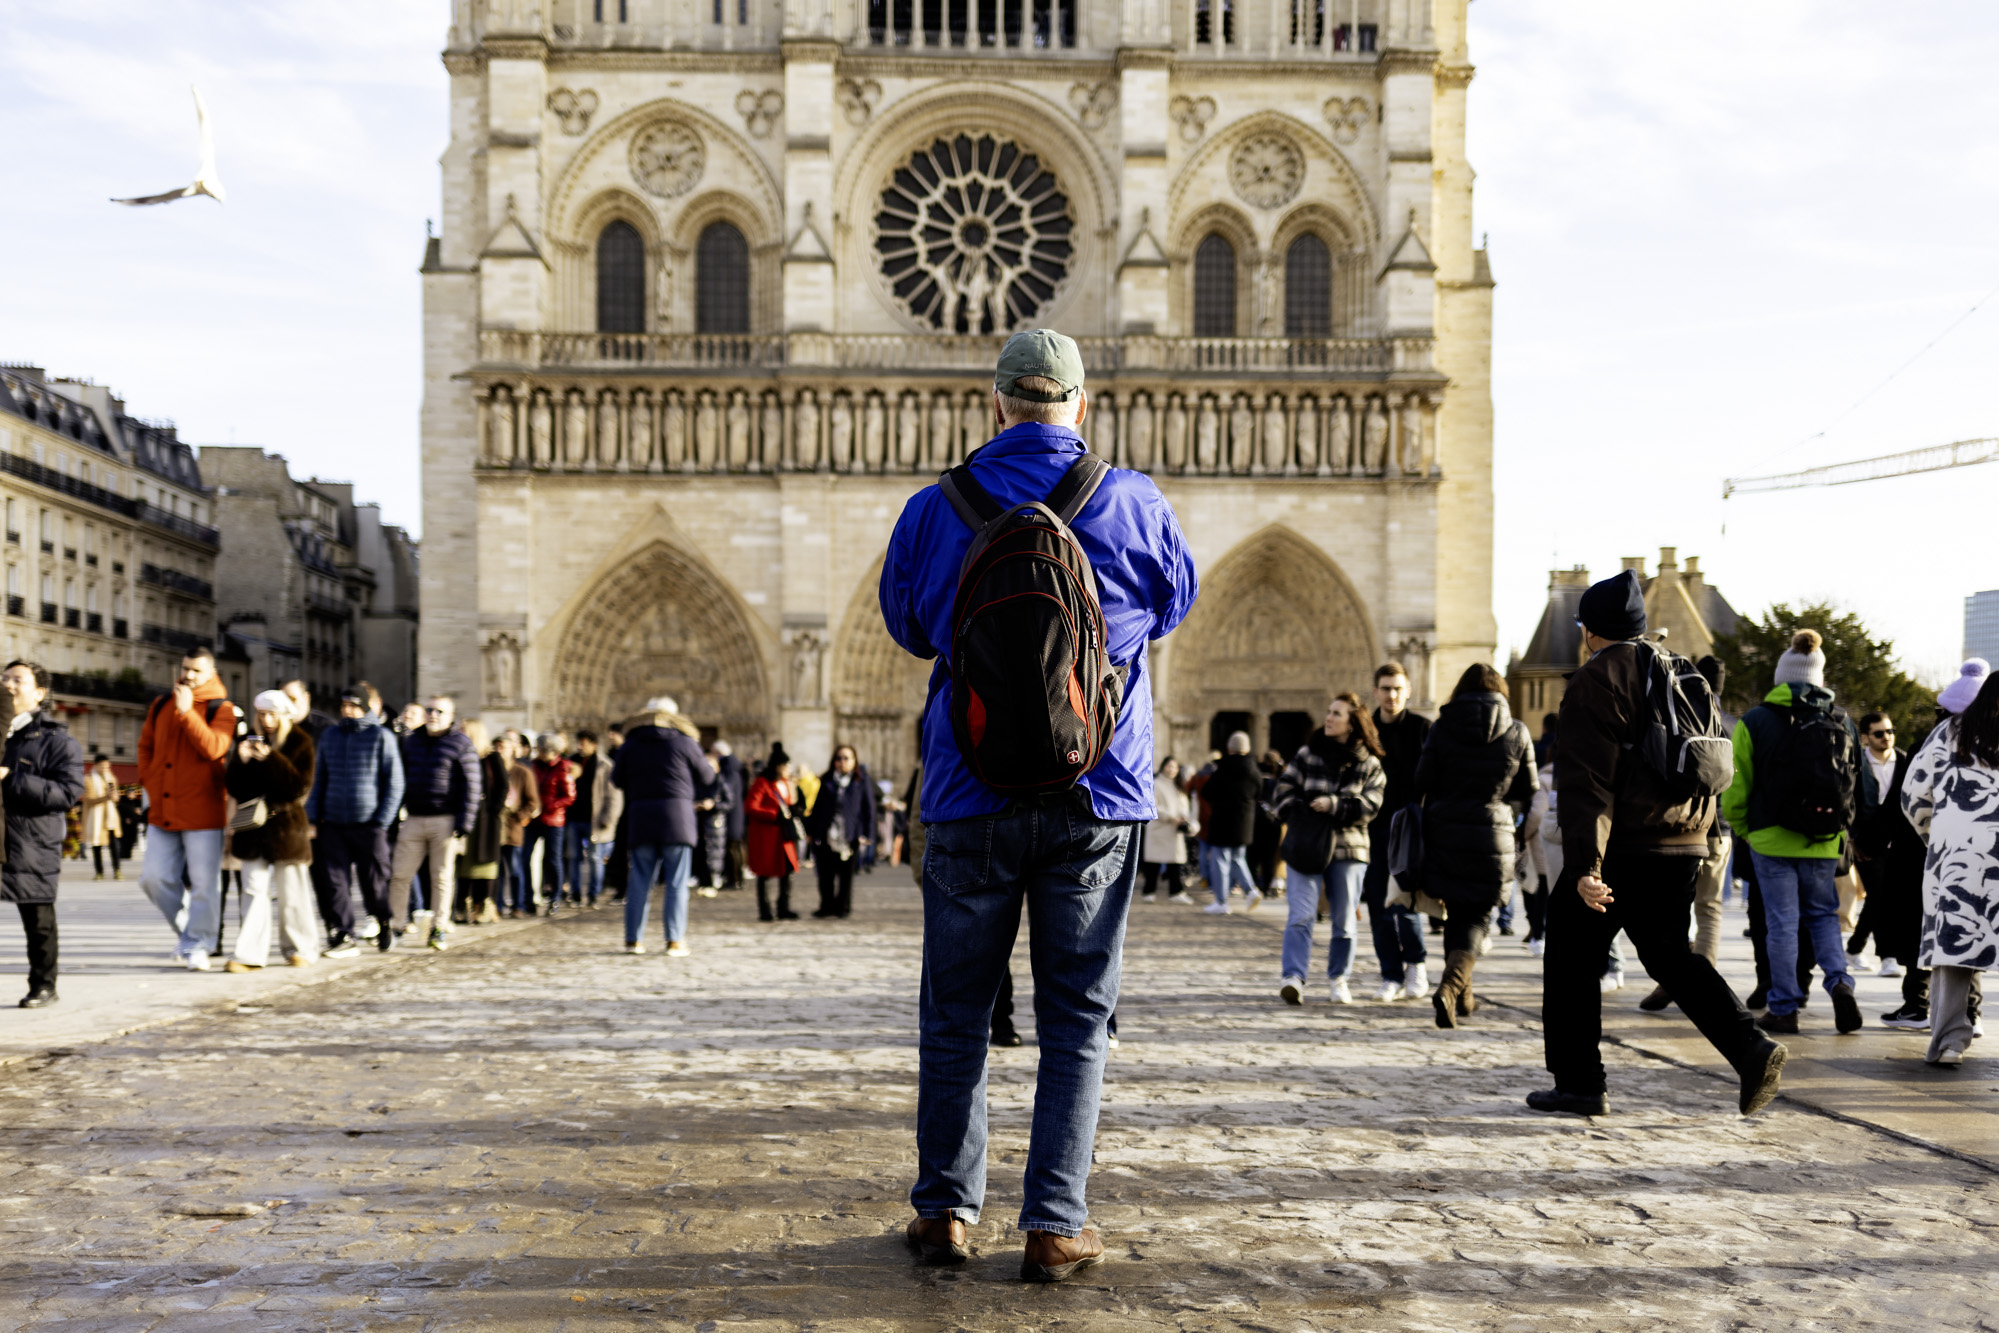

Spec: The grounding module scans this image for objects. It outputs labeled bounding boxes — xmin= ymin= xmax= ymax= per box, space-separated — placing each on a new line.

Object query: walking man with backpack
xmin=1530 ymin=571 xmax=1785 ymax=1117
xmin=1721 ymin=629 xmax=1865 ymax=1035
xmin=881 ymin=329 xmax=1197 ymax=1282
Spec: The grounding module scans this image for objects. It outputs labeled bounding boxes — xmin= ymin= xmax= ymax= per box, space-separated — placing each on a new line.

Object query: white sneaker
xmin=1929 ymin=1047 xmax=1965 ymax=1067
xmin=1202 ymin=902 xmax=1230 ymax=915
xmin=185 ymin=949 xmax=211 ymax=972
xmin=1374 ymin=980 xmax=1404 ymax=1002
xmin=169 ymin=949 xmax=191 ymax=968
xmin=1329 ymin=978 xmax=1352 ymax=1004
xmin=1878 ymin=959 xmax=1903 ymax=978
xmin=1167 ymin=892 xmax=1192 ymax=905
xmin=1847 ymin=951 xmax=1871 ymax=973
xmin=1243 ymin=889 xmax=1263 ymax=913
xmin=624 ymin=942 xmax=646 ymax=955
xmin=1599 ymin=969 xmax=1625 ymax=994
xmin=1975 ymin=1020 xmax=1987 ymax=1040
xmin=356 ymin=917 xmax=381 ymax=940
xmin=427 ymin=930 xmax=449 ymax=952
xmin=697 ymin=886 xmax=718 ymax=898
xmin=1529 ymin=938 xmax=1546 ymax=958
xmin=1476 ymin=933 xmax=1493 ymax=956
xmin=1405 ymin=962 xmax=1430 ymax=995
xmin=1279 ymin=976 xmax=1304 ymax=1006
xmin=665 ymin=941 xmax=690 ymax=957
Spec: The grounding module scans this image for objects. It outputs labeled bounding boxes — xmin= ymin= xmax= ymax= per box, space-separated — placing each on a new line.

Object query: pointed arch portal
xmin=831 ymin=555 xmax=932 ymax=786
xmin=547 ymin=542 xmax=770 ymax=742
xmin=1164 ymin=527 xmax=1377 ymax=760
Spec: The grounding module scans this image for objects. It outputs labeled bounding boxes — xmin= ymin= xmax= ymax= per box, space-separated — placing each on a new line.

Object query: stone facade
xmin=0 ymin=365 xmax=218 ymax=767
xmin=1507 ymin=548 xmax=1740 ymax=740
xmin=422 ymin=0 xmax=1496 ymax=782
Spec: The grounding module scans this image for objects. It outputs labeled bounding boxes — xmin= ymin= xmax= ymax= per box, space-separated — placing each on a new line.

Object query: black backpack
xmin=1628 ymin=641 xmax=1734 ymax=802
xmin=938 ymin=454 xmax=1126 ymax=795
xmin=1761 ymin=693 xmax=1857 ymax=841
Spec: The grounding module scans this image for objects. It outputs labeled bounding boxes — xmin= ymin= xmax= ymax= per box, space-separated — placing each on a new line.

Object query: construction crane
xmin=1723 ymin=436 xmax=1999 ymax=498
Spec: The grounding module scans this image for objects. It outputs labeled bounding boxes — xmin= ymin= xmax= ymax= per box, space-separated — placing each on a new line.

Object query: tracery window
xmin=595 ymin=221 xmax=646 ymax=334
xmin=1192 ymin=233 xmax=1237 ymax=337
xmin=695 ymin=222 xmax=751 ymax=333
xmin=874 ymin=133 xmax=1073 ymax=335
xmin=1284 ymin=233 xmax=1332 ymax=338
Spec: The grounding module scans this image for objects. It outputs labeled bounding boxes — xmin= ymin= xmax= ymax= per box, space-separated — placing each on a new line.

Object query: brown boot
xmin=1457 ymin=980 xmax=1478 ymax=1017
xmin=1021 ymin=1227 xmax=1105 ymax=1283
xmin=905 ymin=1215 xmax=968 ymax=1265
xmin=1432 ymin=950 xmax=1475 ymax=1029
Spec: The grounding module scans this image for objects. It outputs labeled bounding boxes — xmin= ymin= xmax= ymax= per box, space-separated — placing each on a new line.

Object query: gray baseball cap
xmin=993 ymin=328 xmax=1085 ymax=402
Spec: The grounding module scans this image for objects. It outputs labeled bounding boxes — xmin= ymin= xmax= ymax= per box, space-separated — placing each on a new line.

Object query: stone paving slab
xmin=0 ymin=870 xmax=1993 ymax=1331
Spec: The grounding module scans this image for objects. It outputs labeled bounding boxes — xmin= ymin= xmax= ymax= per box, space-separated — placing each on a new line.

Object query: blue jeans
xmin=913 ymin=804 xmax=1139 ymax=1237
xmin=140 ymin=827 xmax=225 ymax=956
xmin=577 ymin=838 xmax=611 ymax=903
xmin=1207 ymin=844 xmax=1255 ymax=905
xmin=521 ymin=821 xmax=571 ymax=905
xmin=625 ymin=843 xmax=694 ymax=945
xmin=1751 ymin=850 xmax=1851 ymax=1015
xmin=1282 ymin=859 xmax=1365 ymax=980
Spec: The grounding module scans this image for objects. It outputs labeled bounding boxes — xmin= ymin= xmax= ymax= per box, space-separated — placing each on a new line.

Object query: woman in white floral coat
xmin=1900 ymin=672 xmax=1999 ymax=1067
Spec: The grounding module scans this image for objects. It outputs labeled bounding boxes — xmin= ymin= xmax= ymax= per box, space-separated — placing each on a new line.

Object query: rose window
xmin=874 ymin=134 xmax=1073 ymax=335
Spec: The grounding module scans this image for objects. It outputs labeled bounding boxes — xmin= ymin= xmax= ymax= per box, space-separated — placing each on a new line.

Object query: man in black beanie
xmin=1528 ymin=570 xmax=1787 ymax=1117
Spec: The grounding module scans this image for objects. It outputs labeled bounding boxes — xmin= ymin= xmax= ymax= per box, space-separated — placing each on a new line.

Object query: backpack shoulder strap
xmin=938 ymin=464 xmax=1004 ymax=530
xmin=1044 ymin=454 xmax=1111 ymax=526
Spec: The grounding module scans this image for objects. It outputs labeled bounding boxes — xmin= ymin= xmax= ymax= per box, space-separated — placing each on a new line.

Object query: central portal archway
xmin=1164 ymin=527 xmax=1377 ymax=762
xmin=546 ymin=541 xmax=771 ymax=744
xmin=831 ymin=555 xmax=933 ymax=787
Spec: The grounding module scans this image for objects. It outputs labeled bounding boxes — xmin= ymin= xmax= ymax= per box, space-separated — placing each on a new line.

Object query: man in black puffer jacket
xmin=1201 ymin=733 xmax=1265 ymax=911
xmin=1 ymin=660 xmax=86 ymax=1008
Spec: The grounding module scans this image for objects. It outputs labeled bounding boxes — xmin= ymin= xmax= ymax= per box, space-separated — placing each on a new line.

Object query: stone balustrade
xmin=476 ymin=329 xmax=1428 ymax=379
xmin=472 ymin=377 xmax=1442 ymax=479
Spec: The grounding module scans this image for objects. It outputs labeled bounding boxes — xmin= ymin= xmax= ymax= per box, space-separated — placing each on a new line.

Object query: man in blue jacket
xmin=612 ymin=696 xmax=715 ymax=957
xmin=880 ymin=329 xmax=1197 ymax=1282
xmin=307 ymin=685 xmax=405 ymax=952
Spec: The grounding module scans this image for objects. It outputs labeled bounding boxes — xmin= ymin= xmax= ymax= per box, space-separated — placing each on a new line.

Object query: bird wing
xmin=193 ymin=85 xmax=215 ymax=177
xmin=111 ymin=186 xmax=195 ymax=206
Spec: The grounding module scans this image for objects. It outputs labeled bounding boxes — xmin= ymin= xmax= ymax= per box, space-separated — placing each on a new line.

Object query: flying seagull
xmin=112 ymin=86 xmax=226 ymax=206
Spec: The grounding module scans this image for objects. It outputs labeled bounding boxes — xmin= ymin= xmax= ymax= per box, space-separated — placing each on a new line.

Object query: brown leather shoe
xmin=1020 ymin=1227 xmax=1105 ymax=1283
xmin=905 ymin=1215 xmax=968 ymax=1265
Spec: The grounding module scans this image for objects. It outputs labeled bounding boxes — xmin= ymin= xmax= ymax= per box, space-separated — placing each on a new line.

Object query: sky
xmin=1 ymin=2 xmax=1994 ymax=684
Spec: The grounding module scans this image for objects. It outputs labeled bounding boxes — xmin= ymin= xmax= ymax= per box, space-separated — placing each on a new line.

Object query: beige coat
xmin=82 ymin=770 xmax=122 ymax=847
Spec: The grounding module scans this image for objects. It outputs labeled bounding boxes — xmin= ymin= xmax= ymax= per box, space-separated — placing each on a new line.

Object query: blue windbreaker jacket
xmin=879 ymin=423 xmax=1198 ymax=824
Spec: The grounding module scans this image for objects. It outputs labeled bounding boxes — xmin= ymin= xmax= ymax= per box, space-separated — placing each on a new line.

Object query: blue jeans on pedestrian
xmin=502 ymin=845 xmax=530 ymax=913
xmin=522 ymin=820 xmax=568 ymax=906
xmin=1750 ymin=850 xmax=1851 ymax=1015
xmin=1282 ymin=859 xmax=1365 ymax=981
xmin=140 ymin=827 xmax=225 ymax=957
xmin=625 ymin=843 xmax=694 ymax=946
xmin=1362 ymin=854 xmax=1426 ymax=982
xmin=577 ymin=837 xmax=610 ymax=903
xmin=1207 ymin=843 xmax=1256 ymax=906
xmin=912 ymin=803 xmax=1139 ymax=1237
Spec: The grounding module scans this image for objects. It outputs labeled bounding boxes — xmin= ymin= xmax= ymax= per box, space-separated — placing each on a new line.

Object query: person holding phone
xmin=223 ymin=691 xmax=318 ymax=970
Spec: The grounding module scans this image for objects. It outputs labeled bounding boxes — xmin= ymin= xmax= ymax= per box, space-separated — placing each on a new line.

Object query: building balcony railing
xmin=140 ymin=623 xmax=207 ymax=654
xmin=50 ymin=670 xmax=159 ymax=704
xmin=306 ymin=591 xmax=353 ymax=618
xmin=134 ymin=502 xmax=219 ymax=549
xmin=138 ymin=563 xmax=215 ymax=601
xmin=0 ymin=452 xmax=219 ymax=548
xmin=475 ymin=330 xmax=1432 ymax=380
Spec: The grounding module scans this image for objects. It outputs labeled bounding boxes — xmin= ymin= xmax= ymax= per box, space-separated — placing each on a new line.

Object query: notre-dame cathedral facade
xmin=420 ymin=0 xmax=1494 ymax=780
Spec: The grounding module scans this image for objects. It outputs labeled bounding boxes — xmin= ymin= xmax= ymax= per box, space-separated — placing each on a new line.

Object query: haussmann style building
xmin=421 ymin=0 xmax=1497 ymax=780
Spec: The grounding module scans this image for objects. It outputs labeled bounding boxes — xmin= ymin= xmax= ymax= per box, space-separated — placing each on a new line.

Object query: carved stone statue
xmin=1260 ymin=395 xmax=1287 ymax=474
xmin=1362 ymin=396 xmax=1390 ymax=474
xmin=793 ymin=390 xmax=821 ymax=471
xmin=529 ymin=392 xmax=552 ymax=467
xmin=788 ymin=631 xmax=825 ymax=708
xmin=1126 ymin=393 xmax=1155 ymax=472
xmin=1163 ymin=394 xmax=1187 ymax=472
xmin=483 ymin=633 xmax=522 ymax=707
xmin=829 ymin=393 xmax=854 ymax=472
xmin=1090 ymin=393 xmax=1117 ymax=463
xmin=627 ymin=392 xmax=652 ymax=471
xmin=663 ymin=390 xmax=687 ymax=471
xmin=862 ymin=392 xmax=886 ymax=472
xmin=928 ymin=393 xmax=955 ymax=468
xmin=694 ymin=391 xmax=719 ymax=470
xmin=563 ymin=392 xmax=588 ymax=468
xmin=897 ymin=393 xmax=921 ymax=470
xmin=727 ymin=391 xmax=752 ymax=471
xmin=1229 ymin=395 xmax=1256 ymax=474
xmin=759 ymin=394 xmax=783 ymax=471
xmin=1331 ymin=396 xmax=1356 ymax=475
xmin=1194 ymin=396 xmax=1219 ymax=473
xmin=959 ymin=393 xmax=986 ymax=460
xmin=594 ymin=391 xmax=619 ymax=469
xmin=654 ymin=251 xmax=674 ymax=327
xmin=484 ymin=391 xmax=511 ymax=466
xmin=1294 ymin=397 xmax=1318 ymax=476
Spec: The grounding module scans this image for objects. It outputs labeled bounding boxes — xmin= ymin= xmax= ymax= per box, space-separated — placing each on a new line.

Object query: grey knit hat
xmin=1773 ymin=629 xmax=1825 ymax=688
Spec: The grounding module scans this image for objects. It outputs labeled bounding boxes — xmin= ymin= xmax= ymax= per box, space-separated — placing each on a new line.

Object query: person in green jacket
xmin=1720 ymin=629 xmax=1862 ymax=1035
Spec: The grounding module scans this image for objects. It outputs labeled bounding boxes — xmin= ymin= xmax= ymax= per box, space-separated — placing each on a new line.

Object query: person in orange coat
xmin=744 ymin=742 xmax=801 ymax=922
xmin=137 ymin=647 xmax=240 ymax=971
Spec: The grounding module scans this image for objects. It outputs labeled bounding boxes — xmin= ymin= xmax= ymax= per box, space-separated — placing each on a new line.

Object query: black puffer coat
xmin=1413 ymin=691 xmax=1538 ymax=908
xmin=224 ymin=726 xmax=315 ymax=865
xmin=1200 ymin=753 xmax=1263 ymax=847
xmin=1 ymin=710 xmax=86 ymax=904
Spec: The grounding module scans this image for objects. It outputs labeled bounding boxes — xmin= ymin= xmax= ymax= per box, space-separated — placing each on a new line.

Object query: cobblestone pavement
xmin=2 ymin=872 xmax=1995 ymax=1331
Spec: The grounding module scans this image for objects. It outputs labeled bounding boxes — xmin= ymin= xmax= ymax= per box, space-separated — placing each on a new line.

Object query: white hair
xmin=1226 ymin=731 xmax=1252 ymax=755
xmin=643 ymin=695 xmax=679 ymax=715
xmin=712 ymin=739 xmax=731 ymax=756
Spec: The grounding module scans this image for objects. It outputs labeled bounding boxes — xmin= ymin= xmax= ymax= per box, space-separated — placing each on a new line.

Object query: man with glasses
xmin=388 ymin=697 xmax=482 ymax=950
xmin=1364 ymin=662 xmax=1431 ymax=1000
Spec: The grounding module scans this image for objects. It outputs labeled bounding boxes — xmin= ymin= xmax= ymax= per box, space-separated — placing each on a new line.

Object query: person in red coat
xmin=524 ymin=735 xmax=578 ymax=914
xmin=744 ymin=742 xmax=801 ymax=921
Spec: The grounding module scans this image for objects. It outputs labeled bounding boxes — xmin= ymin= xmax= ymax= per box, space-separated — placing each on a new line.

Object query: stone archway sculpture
xmin=545 ymin=541 xmax=771 ymax=745
xmin=1163 ymin=526 xmax=1377 ymax=760
xmin=830 ymin=554 xmax=934 ymax=787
